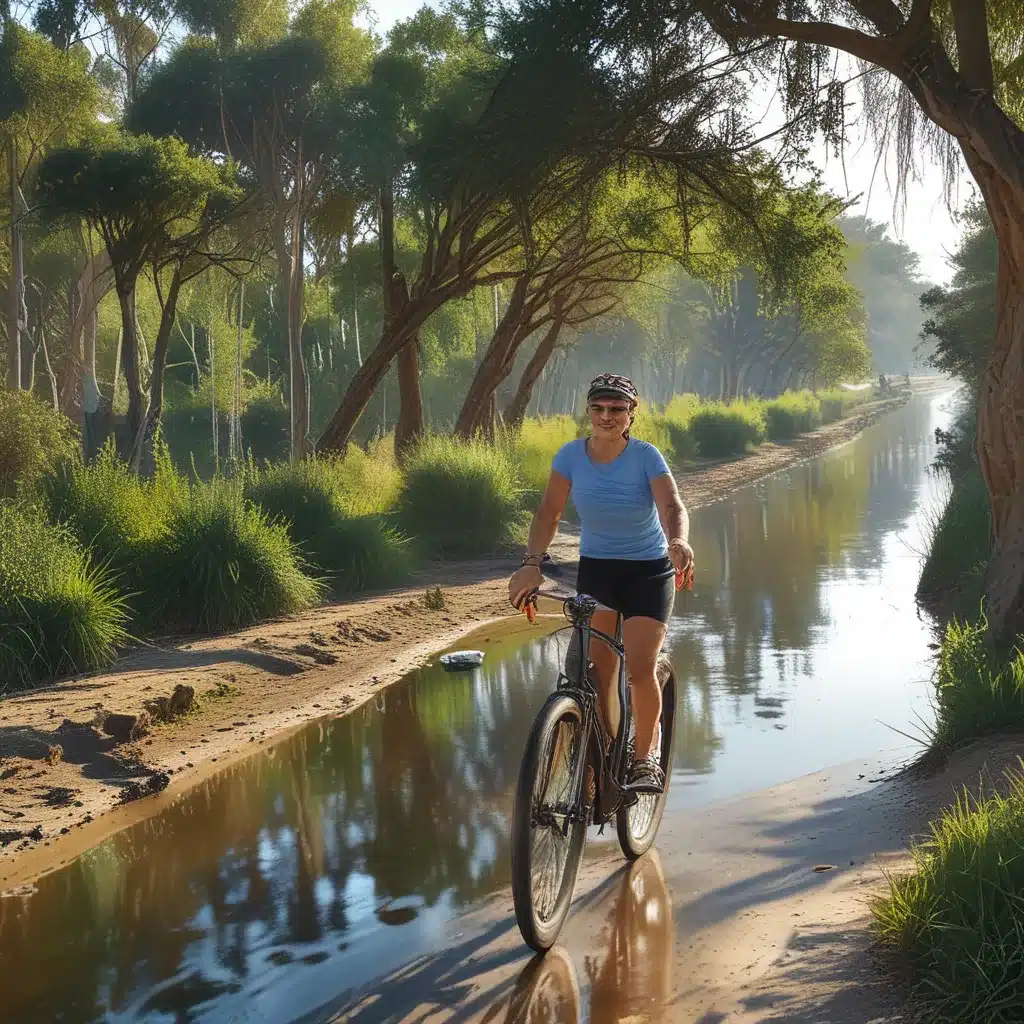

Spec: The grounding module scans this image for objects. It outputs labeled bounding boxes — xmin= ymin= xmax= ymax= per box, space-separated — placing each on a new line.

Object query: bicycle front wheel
xmin=617 ymin=655 xmax=677 ymax=859
xmin=511 ymin=693 xmax=590 ymax=952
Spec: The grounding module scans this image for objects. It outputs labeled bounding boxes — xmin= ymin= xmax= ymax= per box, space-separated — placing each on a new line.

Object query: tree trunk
xmin=976 ymin=184 xmax=1024 ymax=646
xmin=277 ymin=211 xmax=309 ymax=463
xmin=131 ymin=269 xmax=183 ymax=474
xmin=6 ymin=136 xmax=26 ymax=390
xmin=82 ymin=305 xmax=102 ymax=462
xmin=505 ymin=318 xmax=564 ymax=428
xmin=116 ymin=280 xmax=144 ymax=455
xmin=381 ymin=182 xmax=424 ymax=459
xmin=454 ymin=275 xmax=530 ymax=438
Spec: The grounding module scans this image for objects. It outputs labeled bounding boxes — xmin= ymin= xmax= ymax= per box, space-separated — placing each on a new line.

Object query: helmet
xmin=587 ymin=373 xmax=639 ymax=405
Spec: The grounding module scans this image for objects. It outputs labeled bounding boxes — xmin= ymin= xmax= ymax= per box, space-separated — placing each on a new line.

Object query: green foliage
xmin=245 ymin=454 xmax=411 ymax=595
xmin=689 ymin=400 xmax=765 ymax=458
xmin=144 ymin=481 xmax=323 ymax=633
xmin=818 ymin=387 xmax=867 ymax=424
xmin=397 ymin=435 xmax=525 ymax=557
xmin=660 ymin=394 xmax=701 ymax=461
xmin=0 ymin=503 xmax=127 ymax=691
xmin=922 ymin=202 xmax=998 ymax=391
xmin=918 ymin=466 xmax=992 ymax=623
xmin=931 ymin=616 xmax=1024 ymax=749
xmin=506 ymin=415 xmax=578 ymax=496
xmin=873 ymin=765 xmax=1024 ymax=1023
xmin=41 ymin=441 xmax=174 ymax=600
xmin=763 ymin=391 xmax=821 ymax=440
xmin=0 ymin=389 xmax=79 ymax=498
xmin=630 ymin=401 xmax=675 ymax=460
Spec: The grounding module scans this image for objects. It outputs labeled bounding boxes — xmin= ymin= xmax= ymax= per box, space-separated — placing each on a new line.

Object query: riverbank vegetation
xmin=0 ymin=380 xmax=874 ymax=690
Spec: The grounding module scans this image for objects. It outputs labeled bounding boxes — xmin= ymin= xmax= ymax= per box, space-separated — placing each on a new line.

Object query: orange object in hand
xmin=675 ymin=565 xmax=694 ymax=592
xmin=525 ymin=601 xmax=535 ymax=623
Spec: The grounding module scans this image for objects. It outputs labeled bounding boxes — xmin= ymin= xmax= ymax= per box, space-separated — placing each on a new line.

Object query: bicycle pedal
xmin=623 ymin=781 xmax=664 ymax=798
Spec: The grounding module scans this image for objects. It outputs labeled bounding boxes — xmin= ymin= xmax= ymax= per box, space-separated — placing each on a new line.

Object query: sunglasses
xmin=589 ymin=402 xmax=632 ymax=416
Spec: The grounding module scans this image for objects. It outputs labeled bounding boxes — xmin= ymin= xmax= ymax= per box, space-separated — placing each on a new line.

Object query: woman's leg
xmin=588 ymin=609 xmax=621 ymax=746
xmin=623 ymin=615 xmax=668 ymax=760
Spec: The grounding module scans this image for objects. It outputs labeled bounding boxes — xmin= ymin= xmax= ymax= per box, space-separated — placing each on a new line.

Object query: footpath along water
xmin=0 ymin=390 xmax=955 ymax=1023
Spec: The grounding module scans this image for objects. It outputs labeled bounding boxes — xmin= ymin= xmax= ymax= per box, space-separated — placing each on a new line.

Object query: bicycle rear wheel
xmin=616 ymin=655 xmax=677 ymax=860
xmin=511 ymin=693 xmax=590 ymax=952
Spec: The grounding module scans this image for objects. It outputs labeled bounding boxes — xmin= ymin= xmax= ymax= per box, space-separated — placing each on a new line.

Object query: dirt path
xmin=0 ymin=384 xmax=943 ymax=891
xmin=327 ymin=736 xmax=1024 ymax=1024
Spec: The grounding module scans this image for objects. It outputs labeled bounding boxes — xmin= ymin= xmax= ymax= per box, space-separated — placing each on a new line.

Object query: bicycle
xmin=509 ymin=559 xmax=690 ymax=952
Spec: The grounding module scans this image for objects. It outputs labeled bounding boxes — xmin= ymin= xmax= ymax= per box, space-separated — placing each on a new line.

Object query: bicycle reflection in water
xmin=502 ymin=851 xmax=673 ymax=1024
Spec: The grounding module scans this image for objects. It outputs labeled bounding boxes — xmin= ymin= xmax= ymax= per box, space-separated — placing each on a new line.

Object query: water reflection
xmin=667 ymin=393 xmax=950 ymax=803
xmin=503 ymin=852 xmax=673 ymax=1024
xmin=0 ymin=392 xmax=952 ymax=1023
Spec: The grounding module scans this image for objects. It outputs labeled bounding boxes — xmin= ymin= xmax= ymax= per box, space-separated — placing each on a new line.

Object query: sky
xmin=363 ymin=0 xmax=971 ymax=286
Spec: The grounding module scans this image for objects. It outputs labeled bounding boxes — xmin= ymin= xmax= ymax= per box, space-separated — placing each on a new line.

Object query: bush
xmin=246 ymin=455 xmax=412 ymax=595
xmin=397 ymin=434 xmax=525 ymax=557
xmin=917 ymin=466 xmax=991 ymax=618
xmin=763 ymin=391 xmax=822 ymax=440
xmin=630 ymin=402 xmax=676 ymax=462
xmin=143 ymin=481 xmax=323 ymax=633
xmin=507 ymin=415 xmax=579 ymax=496
xmin=818 ymin=388 xmax=866 ymax=424
xmin=0 ymin=504 xmax=127 ymax=690
xmin=873 ymin=767 xmax=1024 ymax=1023
xmin=929 ymin=616 xmax=1024 ymax=750
xmin=689 ymin=401 xmax=765 ymax=458
xmin=41 ymin=442 xmax=176 ymax=603
xmin=0 ymin=390 xmax=79 ymax=498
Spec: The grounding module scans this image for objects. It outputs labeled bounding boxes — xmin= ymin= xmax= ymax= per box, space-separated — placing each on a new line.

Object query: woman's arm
xmin=509 ymin=470 xmax=570 ymax=608
xmin=652 ymin=473 xmax=693 ymax=571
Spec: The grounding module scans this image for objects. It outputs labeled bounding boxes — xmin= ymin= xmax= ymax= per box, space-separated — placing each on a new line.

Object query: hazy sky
xmin=364 ymin=0 xmax=969 ymax=285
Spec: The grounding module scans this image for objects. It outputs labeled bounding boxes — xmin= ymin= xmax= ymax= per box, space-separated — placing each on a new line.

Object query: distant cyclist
xmin=508 ymin=373 xmax=694 ymax=793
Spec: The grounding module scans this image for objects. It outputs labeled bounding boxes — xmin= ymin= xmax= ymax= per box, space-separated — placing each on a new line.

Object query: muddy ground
xmin=0 ymin=387 xmax=938 ymax=891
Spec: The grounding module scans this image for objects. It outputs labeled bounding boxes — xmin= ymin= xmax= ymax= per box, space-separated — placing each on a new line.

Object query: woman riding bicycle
xmin=508 ymin=373 xmax=694 ymax=794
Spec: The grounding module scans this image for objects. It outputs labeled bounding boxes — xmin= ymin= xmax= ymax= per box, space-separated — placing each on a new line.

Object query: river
xmin=0 ymin=390 xmax=955 ymax=1023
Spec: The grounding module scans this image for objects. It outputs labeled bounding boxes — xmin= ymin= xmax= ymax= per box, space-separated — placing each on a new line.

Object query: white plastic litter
xmin=440 ymin=650 xmax=484 ymax=670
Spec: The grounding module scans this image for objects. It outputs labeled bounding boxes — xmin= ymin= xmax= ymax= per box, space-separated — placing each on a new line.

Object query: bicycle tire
xmin=616 ymin=655 xmax=677 ymax=860
xmin=511 ymin=693 xmax=590 ymax=952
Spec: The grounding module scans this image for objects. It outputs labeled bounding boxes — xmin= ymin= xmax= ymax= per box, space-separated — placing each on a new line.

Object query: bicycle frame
xmin=540 ymin=591 xmax=633 ymax=826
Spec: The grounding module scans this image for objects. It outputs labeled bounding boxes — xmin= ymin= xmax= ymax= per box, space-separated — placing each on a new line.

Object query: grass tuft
xmin=0 ymin=503 xmax=127 ymax=690
xmin=0 ymin=390 xmax=80 ymax=499
xmin=763 ymin=391 xmax=822 ymax=440
xmin=397 ymin=434 xmax=526 ymax=557
xmin=873 ymin=766 xmax=1024 ymax=1024
xmin=688 ymin=400 xmax=765 ymax=458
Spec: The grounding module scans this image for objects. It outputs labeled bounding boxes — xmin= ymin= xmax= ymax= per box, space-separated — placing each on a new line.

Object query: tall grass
xmin=688 ymin=400 xmax=766 ymax=458
xmin=0 ymin=390 xmax=80 ymax=498
xmin=819 ymin=388 xmax=867 ymax=424
xmin=397 ymin=434 xmax=526 ymax=557
xmin=504 ymin=415 xmax=578 ymax=496
xmin=0 ymin=504 xmax=127 ymax=690
xmin=873 ymin=767 xmax=1024 ymax=1024
xmin=245 ymin=454 xmax=412 ymax=595
xmin=763 ymin=391 xmax=821 ymax=440
xmin=917 ymin=466 xmax=991 ymax=619
xmin=144 ymin=481 xmax=324 ymax=632
xmin=929 ymin=616 xmax=1024 ymax=750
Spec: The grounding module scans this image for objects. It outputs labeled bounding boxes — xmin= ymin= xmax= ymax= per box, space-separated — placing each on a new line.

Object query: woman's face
xmin=588 ymin=397 xmax=633 ymax=440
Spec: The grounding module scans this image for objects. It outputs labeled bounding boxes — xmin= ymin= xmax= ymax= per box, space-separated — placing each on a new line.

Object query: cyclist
xmin=508 ymin=372 xmax=694 ymax=793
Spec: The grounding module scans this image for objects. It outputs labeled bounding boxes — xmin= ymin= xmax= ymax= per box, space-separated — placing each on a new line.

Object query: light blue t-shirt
xmin=551 ymin=438 xmax=672 ymax=559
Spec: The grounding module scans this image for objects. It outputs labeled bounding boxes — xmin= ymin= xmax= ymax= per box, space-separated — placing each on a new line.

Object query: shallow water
xmin=0 ymin=390 xmax=955 ymax=1023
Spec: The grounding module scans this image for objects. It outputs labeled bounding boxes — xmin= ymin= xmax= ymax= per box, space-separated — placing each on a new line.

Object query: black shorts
xmin=576 ymin=556 xmax=675 ymax=624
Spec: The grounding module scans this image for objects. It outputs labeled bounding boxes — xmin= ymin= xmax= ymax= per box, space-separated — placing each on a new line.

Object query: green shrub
xmin=0 ymin=390 xmax=79 ymax=498
xmin=689 ymin=401 xmax=765 ymax=458
xmin=929 ymin=616 xmax=1024 ymax=750
xmin=764 ymin=391 xmax=822 ymax=440
xmin=397 ymin=434 xmax=525 ymax=557
xmin=508 ymin=415 xmax=579 ymax=495
xmin=917 ymin=466 xmax=991 ymax=618
xmin=143 ymin=481 xmax=323 ymax=633
xmin=0 ymin=504 xmax=127 ymax=690
xmin=41 ymin=442 xmax=176 ymax=601
xmin=818 ymin=388 xmax=866 ymax=424
xmin=630 ymin=402 xmax=676 ymax=461
xmin=246 ymin=456 xmax=412 ymax=595
xmin=660 ymin=393 xmax=700 ymax=462
xmin=873 ymin=767 xmax=1024 ymax=1023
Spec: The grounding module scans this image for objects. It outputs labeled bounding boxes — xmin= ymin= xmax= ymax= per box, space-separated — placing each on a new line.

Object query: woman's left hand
xmin=668 ymin=538 xmax=694 ymax=575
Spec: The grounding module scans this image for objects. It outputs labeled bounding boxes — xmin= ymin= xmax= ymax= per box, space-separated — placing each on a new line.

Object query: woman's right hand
xmin=508 ymin=564 xmax=543 ymax=610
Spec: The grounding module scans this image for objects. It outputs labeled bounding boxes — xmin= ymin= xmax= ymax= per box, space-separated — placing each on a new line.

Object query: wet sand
xmin=326 ymin=735 xmax=1024 ymax=1023
xmin=0 ymin=386 xmax=938 ymax=891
